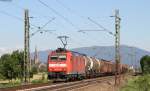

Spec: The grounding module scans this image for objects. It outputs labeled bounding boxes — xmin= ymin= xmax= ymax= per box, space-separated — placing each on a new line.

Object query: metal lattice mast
xmin=114 ymin=9 xmax=121 ymax=86
xmin=24 ymin=9 xmax=30 ymax=83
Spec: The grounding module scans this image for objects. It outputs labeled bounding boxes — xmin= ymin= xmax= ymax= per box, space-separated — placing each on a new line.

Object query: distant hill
xmin=32 ymin=45 xmax=150 ymax=68
xmin=72 ymin=45 xmax=150 ymax=67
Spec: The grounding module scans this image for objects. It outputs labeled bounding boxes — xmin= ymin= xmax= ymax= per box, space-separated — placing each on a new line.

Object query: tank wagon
xmin=47 ymin=48 xmax=128 ymax=80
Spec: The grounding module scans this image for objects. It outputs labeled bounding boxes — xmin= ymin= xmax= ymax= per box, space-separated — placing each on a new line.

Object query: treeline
xmin=0 ymin=50 xmax=46 ymax=81
xmin=140 ymin=55 xmax=150 ymax=74
xmin=0 ymin=50 xmax=24 ymax=80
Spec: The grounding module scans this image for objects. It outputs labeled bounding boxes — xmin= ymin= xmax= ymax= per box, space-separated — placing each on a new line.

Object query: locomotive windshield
xmin=50 ymin=55 xmax=66 ymax=61
xmin=50 ymin=56 xmax=58 ymax=60
xmin=59 ymin=55 xmax=66 ymax=60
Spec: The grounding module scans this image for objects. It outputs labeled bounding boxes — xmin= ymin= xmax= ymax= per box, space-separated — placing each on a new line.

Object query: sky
xmin=0 ymin=0 xmax=150 ymax=53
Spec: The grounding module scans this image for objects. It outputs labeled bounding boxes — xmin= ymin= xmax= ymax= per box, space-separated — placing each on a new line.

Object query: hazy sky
xmin=0 ymin=0 xmax=150 ymax=52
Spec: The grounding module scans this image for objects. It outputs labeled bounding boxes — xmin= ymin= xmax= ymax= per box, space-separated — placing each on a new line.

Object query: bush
xmin=121 ymin=75 xmax=150 ymax=91
xmin=0 ymin=74 xmax=5 ymax=80
xmin=31 ymin=79 xmax=48 ymax=84
xmin=140 ymin=55 xmax=150 ymax=74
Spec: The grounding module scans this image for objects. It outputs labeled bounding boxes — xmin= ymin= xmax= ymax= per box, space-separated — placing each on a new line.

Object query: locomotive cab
xmin=48 ymin=48 xmax=69 ymax=79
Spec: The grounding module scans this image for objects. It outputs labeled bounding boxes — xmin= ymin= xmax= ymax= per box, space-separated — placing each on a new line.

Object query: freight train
xmin=47 ymin=48 xmax=128 ymax=80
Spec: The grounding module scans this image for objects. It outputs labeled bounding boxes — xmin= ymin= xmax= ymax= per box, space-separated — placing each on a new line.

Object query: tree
xmin=0 ymin=50 xmax=24 ymax=80
xmin=11 ymin=50 xmax=24 ymax=79
xmin=0 ymin=54 xmax=13 ymax=80
xmin=140 ymin=55 xmax=150 ymax=74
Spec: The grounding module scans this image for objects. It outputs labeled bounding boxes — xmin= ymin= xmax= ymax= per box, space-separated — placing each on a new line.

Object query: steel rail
xmin=19 ymin=76 xmax=114 ymax=91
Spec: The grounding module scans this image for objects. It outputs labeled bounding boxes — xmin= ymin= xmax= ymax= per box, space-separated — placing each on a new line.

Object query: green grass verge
xmin=121 ymin=75 xmax=150 ymax=91
xmin=31 ymin=79 xmax=48 ymax=84
xmin=0 ymin=73 xmax=49 ymax=88
xmin=0 ymin=80 xmax=21 ymax=88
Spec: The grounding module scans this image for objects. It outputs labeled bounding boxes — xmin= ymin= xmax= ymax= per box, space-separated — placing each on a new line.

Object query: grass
xmin=0 ymin=72 xmax=49 ymax=88
xmin=31 ymin=72 xmax=49 ymax=84
xmin=0 ymin=80 xmax=21 ymax=88
xmin=31 ymin=79 xmax=48 ymax=84
xmin=32 ymin=72 xmax=47 ymax=80
xmin=120 ymin=74 xmax=150 ymax=91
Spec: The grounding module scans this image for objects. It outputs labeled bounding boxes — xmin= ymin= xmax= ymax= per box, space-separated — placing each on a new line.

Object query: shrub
xmin=121 ymin=75 xmax=150 ymax=91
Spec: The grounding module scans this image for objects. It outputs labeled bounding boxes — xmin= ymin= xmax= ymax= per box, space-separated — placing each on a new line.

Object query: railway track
xmin=17 ymin=76 xmax=114 ymax=91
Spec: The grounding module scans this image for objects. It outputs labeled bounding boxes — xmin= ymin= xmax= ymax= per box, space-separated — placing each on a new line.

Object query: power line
xmin=37 ymin=0 xmax=80 ymax=30
xmin=40 ymin=17 xmax=55 ymax=29
xmin=54 ymin=1 xmax=115 ymax=43
xmin=77 ymin=17 xmax=115 ymax=44
xmin=87 ymin=17 xmax=114 ymax=36
xmin=0 ymin=10 xmax=39 ymax=28
xmin=55 ymin=0 xmax=85 ymax=19
xmin=31 ymin=17 xmax=55 ymax=37
xmin=0 ymin=10 xmax=23 ymax=21
xmin=12 ymin=2 xmax=55 ymax=20
xmin=36 ymin=1 xmax=106 ymax=47
xmin=48 ymin=19 xmax=90 ymax=47
xmin=55 ymin=0 xmax=93 ymax=28
xmin=11 ymin=2 xmax=57 ymax=29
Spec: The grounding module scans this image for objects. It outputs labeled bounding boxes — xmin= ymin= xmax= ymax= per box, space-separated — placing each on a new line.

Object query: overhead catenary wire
xmin=54 ymin=0 xmax=115 ymax=44
xmin=87 ymin=17 xmax=115 ymax=36
xmin=0 ymin=9 xmax=56 ymax=35
xmin=55 ymin=0 xmax=85 ymax=19
xmin=0 ymin=10 xmax=39 ymax=28
xmin=0 ymin=1 xmax=95 ymax=51
xmin=50 ymin=20 xmax=99 ymax=48
xmin=53 ymin=0 xmax=110 ymax=46
xmin=55 ymin=1 xmax=115 ymax=43
xmin=49 ymin=19 xmax=89 ymax=47
xmin=0 ymin=10 xmax=23 ymax=21
xmin=55 ymin=0 xmax=114 ymax=36
xmin=40 ymin=17 xmax=55 ymax=29
xmin=37 ymin=0 xmax=80 ymax=30
xmin=12 ymin=2 xmax=56 ymax=19
xmin=31 ymin=17 xmax=56 ymax=37
xmin=10 ymin=2 xmax=57 ymax=30
xmin=37 ymin=0 xmax=107 ymax=47
xmin=55 ymin=0 xmax=93 ymax=29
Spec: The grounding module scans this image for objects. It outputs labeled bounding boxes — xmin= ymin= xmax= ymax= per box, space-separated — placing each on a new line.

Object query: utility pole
xmin=112 ymin=9 xmax=121 ymax=86
xmin=24 ymin=9 xmax=30 ymax=83
xmin=23 ymin=9 xmax=55 ymax=84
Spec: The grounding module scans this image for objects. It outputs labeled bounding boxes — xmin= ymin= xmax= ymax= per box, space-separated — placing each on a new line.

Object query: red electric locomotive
xmin=48 ymin=48 xmax=86 ymax=80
